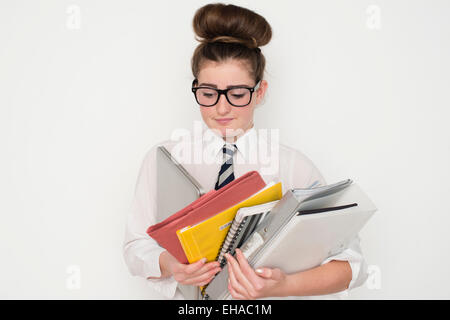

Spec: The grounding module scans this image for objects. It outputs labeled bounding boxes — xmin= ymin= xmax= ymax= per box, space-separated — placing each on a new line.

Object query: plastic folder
xmin=203 ymin=179 xmax=377 ymax=300
xmin=146 ymin=170 xmax=266 ymax=264
xmin=176 ymin=182 xmax=282 ymax=264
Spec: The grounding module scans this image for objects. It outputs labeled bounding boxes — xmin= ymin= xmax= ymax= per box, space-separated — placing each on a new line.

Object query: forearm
xmin=280 ymin=260 xmax=352 ymax=297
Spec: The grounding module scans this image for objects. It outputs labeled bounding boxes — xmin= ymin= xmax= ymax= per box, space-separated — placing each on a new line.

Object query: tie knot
xmin=223 ymin=143 xmax=237 ymax=155
xmin=222 ymin=144 xmax=236 ymax=165
xmin=222 ymin=143 xmax=237 ymax=158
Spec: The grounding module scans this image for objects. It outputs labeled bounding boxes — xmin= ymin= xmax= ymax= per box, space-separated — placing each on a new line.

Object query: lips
xmin=215 ymin=118 xmax=234 ymax=125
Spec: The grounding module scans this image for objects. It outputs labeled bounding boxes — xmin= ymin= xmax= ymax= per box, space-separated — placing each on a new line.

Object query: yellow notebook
xmin=176 ymin=181 xmax=282 ymax=264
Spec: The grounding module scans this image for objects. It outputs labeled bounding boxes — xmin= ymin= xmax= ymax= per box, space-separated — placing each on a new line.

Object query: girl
xmin=123 ymin=3 xmax=368 ymax=300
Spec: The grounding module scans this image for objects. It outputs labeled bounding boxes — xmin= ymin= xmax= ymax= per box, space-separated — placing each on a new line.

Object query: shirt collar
xmin=234 ymin=126 xmax=258 ymax=162
xmin=200 ymin=124 xmax=262 ymax=163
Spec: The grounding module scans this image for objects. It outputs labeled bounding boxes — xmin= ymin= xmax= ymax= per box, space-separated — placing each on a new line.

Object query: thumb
xmin=255 ymin=267 xmax=273 ymax=279
xmin=255 ymin=267 xmax=282 ymax=280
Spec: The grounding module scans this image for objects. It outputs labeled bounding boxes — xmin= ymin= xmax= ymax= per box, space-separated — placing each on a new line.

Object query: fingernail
xmin=201 ymin=258 xmax=207 ymax=263
xmin=255 ymin=268 xmax=263 ymax=274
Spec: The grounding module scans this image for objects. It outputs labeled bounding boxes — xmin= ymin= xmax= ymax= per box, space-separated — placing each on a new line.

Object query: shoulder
xmin=278 ymin=142 xmax=327 ymax=188
xmin=139 ymin=139 xmax=175 ymax=166
xmin=278 ymin=143 xmax=317 ymax=169
xmin=144 ymin=135 xmax=188 ymax=156
xmin=140 ymin=133 xmax=198 ymax=168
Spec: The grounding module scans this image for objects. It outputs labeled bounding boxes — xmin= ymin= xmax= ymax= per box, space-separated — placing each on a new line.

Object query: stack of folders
xmin=174 ymin=181 xmax=282 ymax=296
xmin=146 ymin=170 xmax=278 ymax=264
xmin=203 ymin=179 xmax=377 ymax=300
xmin=176 ymin=182 xmax=283 ymax=264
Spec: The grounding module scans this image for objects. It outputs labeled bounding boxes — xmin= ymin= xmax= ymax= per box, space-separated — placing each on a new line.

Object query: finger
xmin=184 ymin=267 xmax=221 ymax=285
xmin=255 ymin=267 xmax=272 ymax=279
xmin=183 ymin=265 xmax=221 ymax=286
xmin=183 ymin=258 xmax=207 ymax=275
xmin=190 ymin=261 xmax=221 ymax=279
xmin=184 ymin=259 xmax=220 ymax=278
xmin=227 ymin=260 xmax=248 ymax=297
xmin=235 ymin=249 xmax=266 ymax=293
xmin=226 ymin=253 xmax=256 ymax=297
xmin=174 ymin=259 xmax=217 ymax=284
xmin=257 ymin=267 xmax=284 ymax=282
xmin=228 ymin=277 xmax=247 ymax=300
xmin=235 ymin=249 xmax=263 ymax=285
xmin=197 ymin=274 xmax=216 ymax=287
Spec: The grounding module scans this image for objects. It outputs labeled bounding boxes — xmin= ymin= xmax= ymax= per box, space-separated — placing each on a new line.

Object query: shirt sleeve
xmin=122 ymin=145 xmax=178 ymax=299
xmin=320 ymin=235 xmax=369 ymax=290
xmin=289 ymin=148 xmax=327 ymax=188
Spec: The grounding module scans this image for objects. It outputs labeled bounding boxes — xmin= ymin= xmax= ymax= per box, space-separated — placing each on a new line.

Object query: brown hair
xmin=191 ymin=3 xmax=272 ymax=83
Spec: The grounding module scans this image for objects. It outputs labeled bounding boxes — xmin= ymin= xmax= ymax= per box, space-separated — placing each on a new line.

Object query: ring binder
xmin=203 ymin=180 xmax=377 ymax=300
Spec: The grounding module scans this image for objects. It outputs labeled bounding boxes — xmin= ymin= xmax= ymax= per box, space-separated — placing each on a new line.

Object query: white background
xmin=1 ymin=0 xmax=449 ymax=299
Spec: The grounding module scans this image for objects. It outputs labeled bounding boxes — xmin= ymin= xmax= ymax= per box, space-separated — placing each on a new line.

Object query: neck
xmin=222 ymin=123 xmax=254 ymax=143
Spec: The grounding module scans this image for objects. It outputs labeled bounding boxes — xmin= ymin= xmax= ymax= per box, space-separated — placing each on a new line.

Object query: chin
xmin=206 ymin=119 xmax=249 ymax=138
xmin=222 ymin=127 xmax=246 ymax=138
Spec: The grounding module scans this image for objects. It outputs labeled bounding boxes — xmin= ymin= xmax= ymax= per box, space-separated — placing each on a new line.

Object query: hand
xmin=225 ymin=248 xmax=287 ymax=299
xmin=167 ymin=255 xmax=221 ymax=287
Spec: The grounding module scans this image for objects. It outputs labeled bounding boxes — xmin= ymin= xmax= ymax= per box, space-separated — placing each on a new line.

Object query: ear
xmin=255 ymin=80 xmax=268 ymax=105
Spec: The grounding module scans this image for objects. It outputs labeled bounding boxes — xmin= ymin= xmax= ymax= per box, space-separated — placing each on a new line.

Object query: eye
xmin=198 ymin=88 xmax=217 ymax=99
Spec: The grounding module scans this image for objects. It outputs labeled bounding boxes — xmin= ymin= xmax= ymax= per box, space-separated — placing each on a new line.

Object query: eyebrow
xmin=198 ymin=82 xmax=252 ymax=89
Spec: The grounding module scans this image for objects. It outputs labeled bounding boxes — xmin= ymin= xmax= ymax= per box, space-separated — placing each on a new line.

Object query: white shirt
xmin=123 ymin=123 xmax=368 ymax=299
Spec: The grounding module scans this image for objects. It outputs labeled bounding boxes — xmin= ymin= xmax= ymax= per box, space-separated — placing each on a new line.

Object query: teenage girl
xmin=123 ymin=3 xmax=368 ymax=300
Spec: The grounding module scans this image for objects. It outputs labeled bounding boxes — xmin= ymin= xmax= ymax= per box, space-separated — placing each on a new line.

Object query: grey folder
xmin=203 ymin=179 xmax=377 ymax=300
xmin=156 ymin=146 xmax=205 ymax=300
xmin=156 ymin=146 xmax=205 ymax=222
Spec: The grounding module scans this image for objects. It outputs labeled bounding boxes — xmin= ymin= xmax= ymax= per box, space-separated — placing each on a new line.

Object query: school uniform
xmin=123 ymin=123 xmax=368 ymax=299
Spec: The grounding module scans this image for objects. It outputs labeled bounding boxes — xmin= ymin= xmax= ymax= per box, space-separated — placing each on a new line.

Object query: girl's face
xmin=196 ymin=59 xmax=267 ymax=142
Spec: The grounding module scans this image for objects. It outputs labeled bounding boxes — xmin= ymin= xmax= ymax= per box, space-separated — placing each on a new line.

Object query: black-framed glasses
xmin=191 ymin=79 xmax=261 ymax=107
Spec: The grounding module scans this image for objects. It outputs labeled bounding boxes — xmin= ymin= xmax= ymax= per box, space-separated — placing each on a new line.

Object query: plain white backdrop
xmin=1 ymin=0 xmax=449 ymax=299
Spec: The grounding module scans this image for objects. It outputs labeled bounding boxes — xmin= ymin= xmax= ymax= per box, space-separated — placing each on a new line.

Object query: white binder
xmin=203 ymin=179 xmax=376 ymax=300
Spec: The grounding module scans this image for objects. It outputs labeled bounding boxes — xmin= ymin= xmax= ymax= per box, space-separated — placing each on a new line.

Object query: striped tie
xmin=215 ymin=144 xmax=237 ymax=190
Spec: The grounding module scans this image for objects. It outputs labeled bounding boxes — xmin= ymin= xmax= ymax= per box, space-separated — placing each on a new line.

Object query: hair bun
xmin=204 ymin=35 xmax=259 ymax=49
xmin=193 ymin=3 xmax=272 ymax=50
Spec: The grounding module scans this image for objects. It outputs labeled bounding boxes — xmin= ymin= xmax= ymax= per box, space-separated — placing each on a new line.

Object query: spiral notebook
xmin=215 ymin=200 xmax=279 ymax=267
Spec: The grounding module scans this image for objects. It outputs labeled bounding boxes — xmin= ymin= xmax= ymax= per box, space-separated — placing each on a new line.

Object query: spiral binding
xmin=201 ymin=217 xmax=249 ymax=300
xmin=215 ymin=216 xmax=249 ymax=267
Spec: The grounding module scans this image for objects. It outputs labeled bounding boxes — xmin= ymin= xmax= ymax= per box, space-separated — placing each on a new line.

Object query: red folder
xmin=146 ymin=171 xmax=266 ymax=264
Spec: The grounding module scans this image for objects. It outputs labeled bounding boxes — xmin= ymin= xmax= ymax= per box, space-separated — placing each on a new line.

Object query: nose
xmin=215 ymin=93 xmax=232 ymax=115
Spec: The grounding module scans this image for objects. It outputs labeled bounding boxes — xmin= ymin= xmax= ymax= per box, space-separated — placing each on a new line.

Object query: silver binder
xmin=203 ymin=179 xmax=377 ymax=300
xmin=156 ymin=146 xmax=204 ymax=300
xmin=156 ymin=146 xmax=205 ymax=222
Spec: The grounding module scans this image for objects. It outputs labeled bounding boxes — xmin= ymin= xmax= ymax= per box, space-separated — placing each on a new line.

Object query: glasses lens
xmin=196 ymin=88 xmax=218 ymax=106
xmin=227 ymin=88 xmax=251 ymax=107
